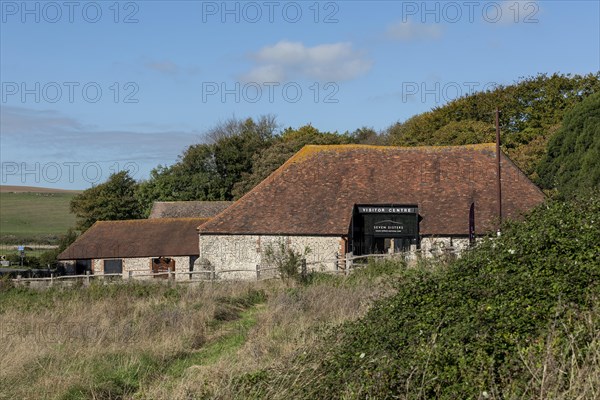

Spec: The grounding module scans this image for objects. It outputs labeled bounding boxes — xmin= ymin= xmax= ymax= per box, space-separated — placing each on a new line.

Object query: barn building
xmin=197 ymin=144 xmax=546 ymax=278
xmin=58 ymin=218 xmax=207 ymax=279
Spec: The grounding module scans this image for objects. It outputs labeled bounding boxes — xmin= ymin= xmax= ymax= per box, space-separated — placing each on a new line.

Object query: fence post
xmin=211 ymin=265 xmax=216 ymax=281
xmin=85 ymin=271 xmax=90 ymax=286
xmin=50 ymin=273 xmax=54 ymax=287
xmin=335 ymin=252 xmax=339 ymax=271
xmin=345 ymin=252 xmax=353 ymax=276
xmin=128 ymin=270 xmax=133 ymax=280
xmin=301 ymin=258 xmax=307 ymax=281
xmin=256 ymin=264 xmax=261 ymax=280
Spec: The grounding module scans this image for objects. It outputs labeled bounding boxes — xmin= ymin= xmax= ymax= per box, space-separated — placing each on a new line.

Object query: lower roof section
xmin=58 ymin=218 xmax=208 ymax=260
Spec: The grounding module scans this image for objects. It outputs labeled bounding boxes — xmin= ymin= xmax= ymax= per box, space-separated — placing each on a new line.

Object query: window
xmin=73 ymin=259 xmax=91 ymax=275
xmin=104 ymin=259 xmax=123 ymax=274
xmin=189 ymin=256 xmax=199 ymax=271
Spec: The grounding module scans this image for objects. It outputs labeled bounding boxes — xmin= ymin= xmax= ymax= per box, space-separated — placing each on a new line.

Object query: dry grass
xmin=158 ymin=279 xmax=394 ymax=399
xmin=0 ymin=265 xmax=399 ymax=400
xmin=0 ymin=280 xmax=273 ymax=399
xmin=512 ymin=302 xmax=600 ymax=400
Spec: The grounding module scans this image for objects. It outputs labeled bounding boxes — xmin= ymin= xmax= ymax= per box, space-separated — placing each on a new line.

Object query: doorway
xmin=151 ymin=257 xmax=175 ymax=279
xmin=351 ymin=205 xmax=419 ymax=255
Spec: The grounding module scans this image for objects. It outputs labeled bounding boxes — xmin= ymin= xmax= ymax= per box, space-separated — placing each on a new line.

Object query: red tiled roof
xmin=198 ymin=144 xmax=545 ymax=236
xmin=58 ymin=218 xmax=207 ymax=260
xmin=148 ymin=201 xmax=232 ymax=219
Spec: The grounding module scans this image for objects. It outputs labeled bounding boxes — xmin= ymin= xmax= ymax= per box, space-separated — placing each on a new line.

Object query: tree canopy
xmin=135 ymin=116 xmax=277 ymax=214
xmin=388 ymin=73 xmax=600 ymax=178
xmin=70 ymin=171 xmax=142 ymax=231
xmin=537 ymin=91 xmax=600 ymax=195
xmin=136 ymin=119 xmax=379 ymax=208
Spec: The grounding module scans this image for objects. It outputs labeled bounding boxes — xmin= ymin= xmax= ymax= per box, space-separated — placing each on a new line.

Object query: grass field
xmin=0 ymin=186 xmax=79 ymax=244
xmin=0 ymin=263 xmax=398 ymax=399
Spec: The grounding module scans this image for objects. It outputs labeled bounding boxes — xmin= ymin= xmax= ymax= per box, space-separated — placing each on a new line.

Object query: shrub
xmin=254 ymin=193 xmax=600 ymax=399
xmin=264 ymin=241 xmax=311 ymax=284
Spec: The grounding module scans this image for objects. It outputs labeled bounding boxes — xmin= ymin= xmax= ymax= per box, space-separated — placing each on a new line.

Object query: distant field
xmin=0 ymin=185 xmax=80 ymax=193
xmin=0 ymin=186 xmax=79 ymax=244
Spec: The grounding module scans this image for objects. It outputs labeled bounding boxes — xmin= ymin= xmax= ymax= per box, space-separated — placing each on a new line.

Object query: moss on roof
xmin=148 ymin=201 xmax=233 ymax=219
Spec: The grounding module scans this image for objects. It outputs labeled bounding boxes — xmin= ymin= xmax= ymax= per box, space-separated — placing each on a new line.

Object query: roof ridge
xmin=302 ymin=142 xmax=497 ymax=151
xmin=153 ymin=200 xmax=233 ymax=203
xmin=96 ymin=217 xmax=209 ymax=225
xmin=283 ymin=143 xmax=498 ymax=167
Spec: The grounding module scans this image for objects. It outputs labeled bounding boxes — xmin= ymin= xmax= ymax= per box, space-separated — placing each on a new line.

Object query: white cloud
xmin=241 ymin=41 xmax=372 ymax=83
xmin=386 ymin=20 xmax=443 ymax=41
xmin=242 ymin=64 xmax=286 ymax=83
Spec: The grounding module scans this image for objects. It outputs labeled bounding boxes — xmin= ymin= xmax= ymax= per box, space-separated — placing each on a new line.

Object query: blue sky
xmin=1 ymin=0 xmax=599 ymax=189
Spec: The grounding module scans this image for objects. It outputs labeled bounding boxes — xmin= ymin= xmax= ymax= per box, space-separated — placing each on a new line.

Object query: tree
xmin=212 ymin=117 xmax=277 ymax=199
xmin=387 ymin=73 xmax=600 ymax=177
xmin=231 ymin=125 xmax=356 ymax=198
xmin=136 ymin=116 xmax=277 ymax=212
xmin=136 ymin=143 xmax=221 ymax=215
xmin=350 ymin=126 xmax=388 ymax=145
xmin=39 ymin=228 xmax=79 ymax=267
xmin=204 ymin=114 xmax=278 ymax=144
xmin=537 ymin=92 xmax=600 ymax=195
xmin=70 ymin=171 xmax=142 ymax=231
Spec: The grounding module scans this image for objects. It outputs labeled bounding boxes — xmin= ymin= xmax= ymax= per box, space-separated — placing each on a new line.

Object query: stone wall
xmin=420 ymin=236 xmax=471 ymax=257
xmin=198 ymin=234 xmax=482 ymax=280
xmin=91 ymin=256 xmax=193 ymax=281
xmin=198 ymin=235 xmax=342 ymax=280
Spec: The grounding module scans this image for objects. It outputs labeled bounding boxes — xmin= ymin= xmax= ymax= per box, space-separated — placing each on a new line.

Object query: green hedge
xmin=246 ymin=193 xmax=599 ymax=399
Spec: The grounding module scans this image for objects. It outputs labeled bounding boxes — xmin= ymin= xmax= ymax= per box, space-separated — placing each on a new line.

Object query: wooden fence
xmin=9 ymin=249 xmax=457 ymax=288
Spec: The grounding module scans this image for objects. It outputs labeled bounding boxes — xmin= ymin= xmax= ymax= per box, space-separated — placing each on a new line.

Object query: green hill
xmin=0 ymin=187 xmax=78 ymax=244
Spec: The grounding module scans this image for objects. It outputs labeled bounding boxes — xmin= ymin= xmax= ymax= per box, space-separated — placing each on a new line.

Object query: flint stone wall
xmin=198 ymin=235 xmax=342 ymax=280
xmin=92 ymin=256 xmax=193 ymax=281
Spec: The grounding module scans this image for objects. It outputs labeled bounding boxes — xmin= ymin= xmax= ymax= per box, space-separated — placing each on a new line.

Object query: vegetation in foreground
xmin=0 ymin=262 xmax=400 ymax=399
xmin=236 ymin=193 xmax=599 ymax=399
